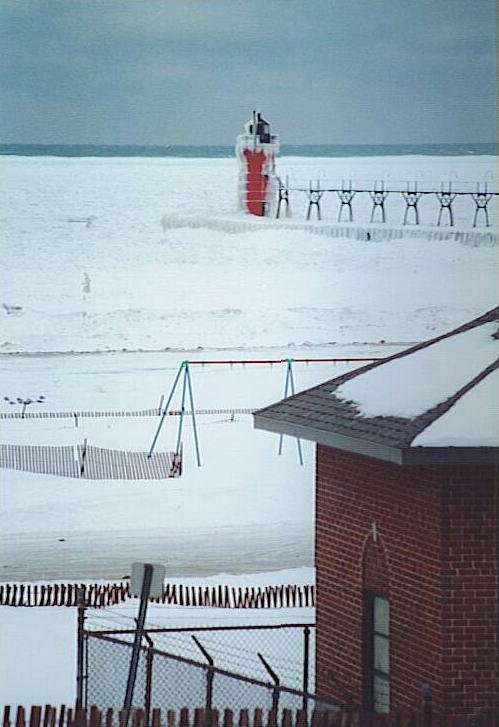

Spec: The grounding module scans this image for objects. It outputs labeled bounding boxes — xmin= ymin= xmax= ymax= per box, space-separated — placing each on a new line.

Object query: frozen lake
xmin=1 ymin=154 xmax=497 ymax=355
xmin=1 ymin=522 xmax=313 ymax=581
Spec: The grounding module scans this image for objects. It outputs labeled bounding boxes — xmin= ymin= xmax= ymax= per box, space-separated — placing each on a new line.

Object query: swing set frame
xmin=148 ymin=356 xmax=381 ymax=468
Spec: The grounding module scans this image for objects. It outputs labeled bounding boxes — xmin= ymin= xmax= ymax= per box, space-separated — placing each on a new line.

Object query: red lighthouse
xmin=236 ymin=111 xmax=279 ymax=217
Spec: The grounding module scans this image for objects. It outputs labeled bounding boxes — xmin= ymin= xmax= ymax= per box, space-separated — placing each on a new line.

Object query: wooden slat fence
xmin=0 ymin=581 xmax=316 ymax=609
xmin=0 ymin=443 xmax=79 ymax=477
xmin=3 ymin=705 xmax=497 ymax=727
xmin=0 ymin=706 xmax=411 ymax=727
xmin=0 ymin=444 xmax=180 ymax=480
xmin=0 ymin=408 xmax=254 ymax=421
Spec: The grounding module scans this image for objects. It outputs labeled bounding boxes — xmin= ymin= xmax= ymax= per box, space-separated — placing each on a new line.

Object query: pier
xmin=276 ymin=177 xmax=498 ymax=227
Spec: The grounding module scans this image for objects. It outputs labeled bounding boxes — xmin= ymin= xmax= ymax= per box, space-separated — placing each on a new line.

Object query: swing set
xmin=147 ymin=356 xmax=380 ymax=470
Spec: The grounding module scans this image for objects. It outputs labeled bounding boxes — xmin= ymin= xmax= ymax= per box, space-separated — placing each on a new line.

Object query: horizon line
xmin=0 ymin=141 xmax=497 ymax=148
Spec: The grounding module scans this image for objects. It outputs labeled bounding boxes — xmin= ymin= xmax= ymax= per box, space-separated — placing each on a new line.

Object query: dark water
xmin=0 ymin=142 xmax=496 ymax=158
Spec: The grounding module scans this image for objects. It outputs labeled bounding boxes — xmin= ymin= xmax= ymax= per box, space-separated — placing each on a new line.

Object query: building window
xmin=364 ymin=591 xmax=390 ymax=713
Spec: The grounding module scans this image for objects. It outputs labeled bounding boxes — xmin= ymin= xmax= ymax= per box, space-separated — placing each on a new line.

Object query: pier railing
xmin=275 ymin=177 xmax=497 ymax=227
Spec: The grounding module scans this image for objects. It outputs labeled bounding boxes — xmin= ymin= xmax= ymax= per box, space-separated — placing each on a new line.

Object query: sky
xmin=0 ymin=0 xmax=497 ymax=146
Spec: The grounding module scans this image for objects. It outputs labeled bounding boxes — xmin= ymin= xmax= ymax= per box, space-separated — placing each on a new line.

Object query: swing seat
xmin=171 ymin=444 xmax=183 ymax=477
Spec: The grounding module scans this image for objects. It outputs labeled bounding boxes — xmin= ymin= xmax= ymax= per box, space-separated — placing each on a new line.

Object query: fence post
xmin=123 ymin=565 xmax=154 ymax=717
xmin=76 ymin=587 xmax=87 ymax=709
xmin=43 ymin=706 xmax=56 ymax=727
xmin=80 ymin=438 xmax=88 ymax=477
xmin=302 ymin=626 xmax=311 ymax=709
xmin=144 ymin=634 xmax=154 ymax=727
xmin=257 ymin=653 xmax=280 ymax=717
xmin=192 ymin=636 xmax=214 ymax=710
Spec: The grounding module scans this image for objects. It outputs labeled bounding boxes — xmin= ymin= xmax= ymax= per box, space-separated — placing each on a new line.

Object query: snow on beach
xmin=0 ymin=152 xmax=497 ymax=707
xmin=1 ymin=345 xmax=383 ymax=581
xmin=1 ymin=607 xmax=76 ymax=708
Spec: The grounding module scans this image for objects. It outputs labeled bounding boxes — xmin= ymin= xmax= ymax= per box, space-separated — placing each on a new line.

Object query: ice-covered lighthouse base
xmin=236 ymin=112 xmax=279 ymax=217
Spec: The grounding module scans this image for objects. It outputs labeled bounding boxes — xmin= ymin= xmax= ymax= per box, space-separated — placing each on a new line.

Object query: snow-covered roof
xmin=253 ymin=308 xmax=499 ymax=465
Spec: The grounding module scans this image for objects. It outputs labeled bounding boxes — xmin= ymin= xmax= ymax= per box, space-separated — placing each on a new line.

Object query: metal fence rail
xmin=88 ymin=625 xmax=315 ymax=694
xmin=275 ymin=177 xmax=498 ymax=227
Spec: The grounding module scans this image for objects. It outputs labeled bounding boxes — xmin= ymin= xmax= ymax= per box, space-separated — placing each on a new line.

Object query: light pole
xmin=3 ymin=395 xmax=45 ymax=418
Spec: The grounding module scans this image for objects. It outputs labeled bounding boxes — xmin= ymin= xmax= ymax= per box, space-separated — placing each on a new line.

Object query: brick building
xmin=254 ymin=308 xmax=499 ymax=721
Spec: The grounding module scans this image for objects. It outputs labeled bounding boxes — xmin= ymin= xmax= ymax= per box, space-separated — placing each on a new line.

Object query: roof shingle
xmin=253 ymin=308 xmax=499 ymax=464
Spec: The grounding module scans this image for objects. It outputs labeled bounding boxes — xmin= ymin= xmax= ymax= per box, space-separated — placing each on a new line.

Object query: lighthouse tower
xmin=236 ymin=111 xmax=279 ymax=217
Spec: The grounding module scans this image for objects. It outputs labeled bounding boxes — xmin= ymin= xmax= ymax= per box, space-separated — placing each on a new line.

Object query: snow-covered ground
xmin=1 ymin=344 xmax=400 ymax=581
xmin=0 ymin=152 xmax=497 ymax=707
xmin=1 ymin=606 xmax=77 ymax=708
xmin=0 ymin=155 xmax=496 ymax=354
xmin=2 ymin=153 xmax=496 ymax=583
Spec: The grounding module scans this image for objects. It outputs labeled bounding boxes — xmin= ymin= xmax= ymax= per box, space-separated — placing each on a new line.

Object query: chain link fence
xmin=84 ymin=626 xmax=335 ymax=714
xmin=121 ymin=625 xmax=314 ymax=692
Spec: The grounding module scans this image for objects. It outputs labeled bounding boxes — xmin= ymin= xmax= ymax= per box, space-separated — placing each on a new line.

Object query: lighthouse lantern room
xmin=236 ymin=111 xmax=279 ymax=217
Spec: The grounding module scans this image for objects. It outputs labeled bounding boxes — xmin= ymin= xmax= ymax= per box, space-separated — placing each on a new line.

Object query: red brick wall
xmin=315 ymin=445 xmax=498 ymax=719
xmin=441 ymin=467 xmax=499 ymax=717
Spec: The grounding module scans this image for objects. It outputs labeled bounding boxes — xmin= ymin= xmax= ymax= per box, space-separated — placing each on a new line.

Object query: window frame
xmin=363 ymin=590 xmax=390 ymax=713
